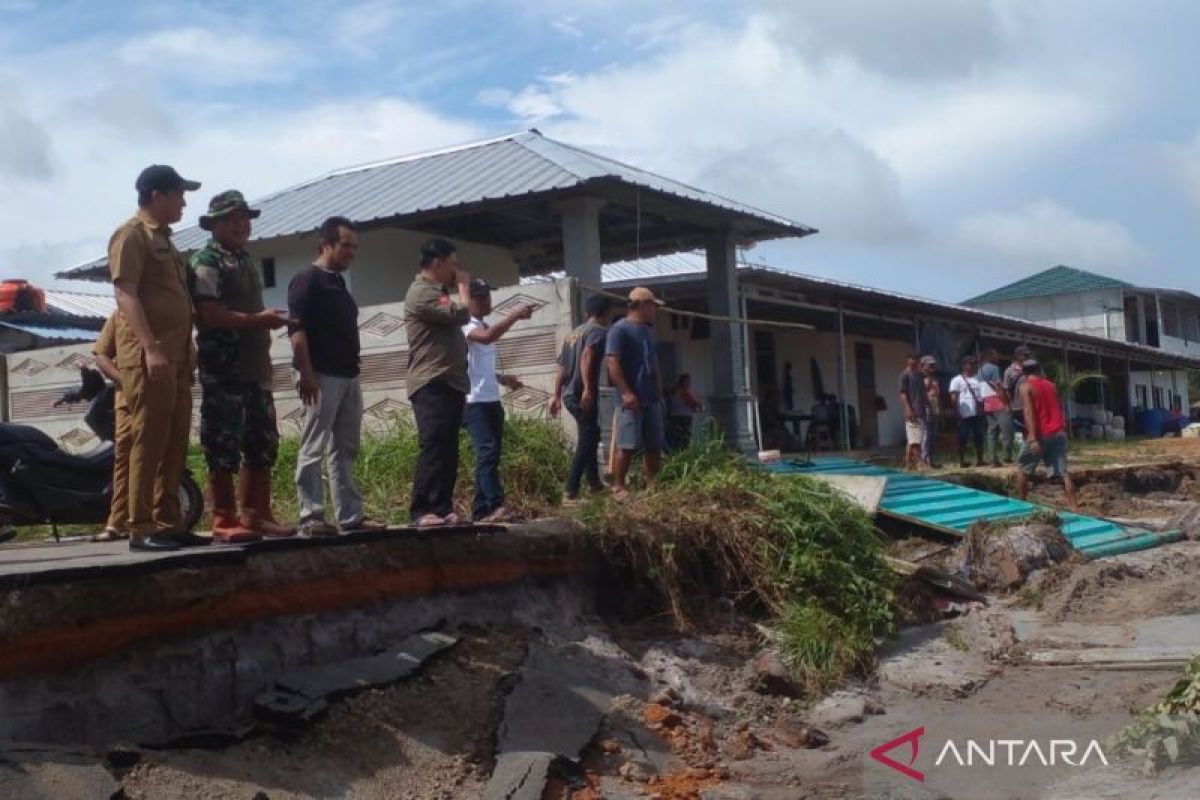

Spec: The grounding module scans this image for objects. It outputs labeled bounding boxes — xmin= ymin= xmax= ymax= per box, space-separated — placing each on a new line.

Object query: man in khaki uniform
xmin=92 ymin=313 xmax=129 ymax=541
xmin=110 ymin=164 xmax=207 ymax=551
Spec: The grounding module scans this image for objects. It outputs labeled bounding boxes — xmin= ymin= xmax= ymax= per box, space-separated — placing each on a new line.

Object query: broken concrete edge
xmin=0 ymin=527 xmax=593 ymax=680
xmin=254 ymin=631 xmax=460 ymax=725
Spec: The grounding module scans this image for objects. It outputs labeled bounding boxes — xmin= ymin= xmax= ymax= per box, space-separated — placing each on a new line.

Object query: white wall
xmin=651 ymin=318 xmax=911 ymax=448
xmin=246 ymin=226 xmax=520 ymax=310
xmin=972 ymin=288 xmax=1125 ymax=341
xmin=1130 ymin=369 xmax=1190 ymax=412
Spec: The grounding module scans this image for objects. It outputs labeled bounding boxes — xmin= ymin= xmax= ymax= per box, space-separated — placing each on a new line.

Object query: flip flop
xmin=413 ymin=514 xmax=446 ymax=529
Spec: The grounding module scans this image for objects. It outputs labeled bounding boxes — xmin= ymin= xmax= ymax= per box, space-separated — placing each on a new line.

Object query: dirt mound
xmin=1040 ymin=542 xmax=1200 ymax=623
xmin=958 ymin=521 xmax=1073 ymax=591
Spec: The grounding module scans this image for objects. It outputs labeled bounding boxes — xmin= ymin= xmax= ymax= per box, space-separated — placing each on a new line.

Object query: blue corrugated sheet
xmin=767 ymin=457 xmax=1182 ymax=559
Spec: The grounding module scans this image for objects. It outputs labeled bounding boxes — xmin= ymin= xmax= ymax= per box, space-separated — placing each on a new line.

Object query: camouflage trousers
xmin=200 ymin=379 xmax=280 ymax=473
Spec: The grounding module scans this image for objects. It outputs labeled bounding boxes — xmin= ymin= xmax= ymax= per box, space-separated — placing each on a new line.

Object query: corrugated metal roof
xmin=597 ymin=252 xmax=1200 ymax=368
xmin=963 ymin=265 xmax=1132 ymax=306
xmin=769 ymin=458 xmax=1182 ymax=558
xmin=57 ymin=130 xmax=813 ymax=280
xmin=44 ymin=289 xmax=115 ymax=319
xmin=0 ymin=321 xmax=98 ymax=342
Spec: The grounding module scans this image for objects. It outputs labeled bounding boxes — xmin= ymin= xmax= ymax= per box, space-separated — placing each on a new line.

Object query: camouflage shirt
xmin=188 ymin=239 xmax=272 ymax=385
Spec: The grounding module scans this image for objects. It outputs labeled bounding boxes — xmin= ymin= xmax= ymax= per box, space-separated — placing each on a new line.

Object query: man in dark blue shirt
xmin=605 ymin=287 xmax=665 ymax=500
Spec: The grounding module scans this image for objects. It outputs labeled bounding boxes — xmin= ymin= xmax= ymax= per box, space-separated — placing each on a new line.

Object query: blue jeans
xmin=565 ymin=395 xmax=602 ymax=497
xmin=464 ymin=401 xmax=504 ymax=519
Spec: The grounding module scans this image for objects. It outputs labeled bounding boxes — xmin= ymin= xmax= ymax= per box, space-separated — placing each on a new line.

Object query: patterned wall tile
xmin=10 ymin=358 xmax=49 ymax=377
xmin=506 ymin=385 xmax=550 ymax=411
xmin=360 ymin=311 xmax=404 ymax=338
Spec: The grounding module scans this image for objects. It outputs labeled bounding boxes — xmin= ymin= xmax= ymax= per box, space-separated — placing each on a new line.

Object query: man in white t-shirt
xmin=462 ymin=280 xmax=534 ymax=522
xmin=948 ymin=355 xmax=988 ymax=468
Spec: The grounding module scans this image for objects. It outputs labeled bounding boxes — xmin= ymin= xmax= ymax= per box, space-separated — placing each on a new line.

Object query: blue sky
xmin=2 ymin=0 xmax=1199 ymax=302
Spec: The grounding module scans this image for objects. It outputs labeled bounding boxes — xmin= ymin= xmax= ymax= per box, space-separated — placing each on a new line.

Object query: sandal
xmin=413 ymin=513 xmax=445 ymax=529
xmin=443 ymin=512 xmax=464 ymax=526
xmin=92 ymin=528 xmax=129 ymax=542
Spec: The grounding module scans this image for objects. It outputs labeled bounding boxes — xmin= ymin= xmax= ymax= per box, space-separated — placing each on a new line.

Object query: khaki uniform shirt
xmin=108 ymin=212 xmax=194 ymax=369
xmin=403 ymin=274 xmax=469 ymax=397
xmin=93 ymin=314 xmax=117 ymax=359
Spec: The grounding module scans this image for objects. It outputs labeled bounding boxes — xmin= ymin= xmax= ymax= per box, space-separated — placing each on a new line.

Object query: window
xmin=261 ymin=257 xmax=276 ymax=289
xmin=1136 ymin=385 xmax=1149 ymax=409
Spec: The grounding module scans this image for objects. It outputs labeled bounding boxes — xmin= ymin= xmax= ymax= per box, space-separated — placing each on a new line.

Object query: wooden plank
xmin=1029 ymin=647 xmax=1196 ymax=666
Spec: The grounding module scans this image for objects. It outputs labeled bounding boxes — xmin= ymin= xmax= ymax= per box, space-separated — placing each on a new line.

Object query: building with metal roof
xmin=963 ymin=265 xmax=1200 ymax=364
xmin=0 ymin=312 xmax=103 ymax=354
xmin=49 ymin=129 xmax=816 ymax=450
xmin=56 ymin=130 xmax=813 ymax=282
xmin=597 ymin=253 xmax=1197 ymax=448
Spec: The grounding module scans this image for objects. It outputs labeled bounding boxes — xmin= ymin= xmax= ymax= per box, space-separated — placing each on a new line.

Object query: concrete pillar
xmin=1155 ymin=290 xmax=1165 ymax=348
xmin=1136 ymin=295 xmax=1148 ymax=345
xmin=837 ymin=303 xmax=850 ymax=450
xmin=559 ymin=197 xmax=605 ymax=323
xmin=705 ymin=232 xmax=754 ymax=453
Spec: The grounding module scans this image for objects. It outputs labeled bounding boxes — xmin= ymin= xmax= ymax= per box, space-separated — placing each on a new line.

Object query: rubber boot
xmin=240 ymin=467 xmax=297 ymax=538
xmin=210 ymin=469 xmax=259 ymax=544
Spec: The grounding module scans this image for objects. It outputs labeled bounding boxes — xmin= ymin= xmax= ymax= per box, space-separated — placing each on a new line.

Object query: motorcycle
xmin=0 ymin=367 xmax=203 ymax=543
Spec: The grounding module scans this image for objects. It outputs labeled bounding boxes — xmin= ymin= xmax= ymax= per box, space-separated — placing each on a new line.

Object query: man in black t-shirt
xmin=550 ymin=294 xmax=614 ymax=502
xmin=286 ymin=216 xmax=385 ymax=536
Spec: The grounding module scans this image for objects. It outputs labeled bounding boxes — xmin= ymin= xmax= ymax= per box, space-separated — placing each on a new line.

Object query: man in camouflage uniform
xmin=189 ymin=190 xmax=294 ymax=542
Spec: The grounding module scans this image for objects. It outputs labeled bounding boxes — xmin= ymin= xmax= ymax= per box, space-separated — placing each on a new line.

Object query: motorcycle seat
xmin=22 ymin=442 xmax=113 ymax=475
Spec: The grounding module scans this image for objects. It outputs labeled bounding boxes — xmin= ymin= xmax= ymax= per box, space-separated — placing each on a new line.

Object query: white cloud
xmin=0 ymin=96 xmax=481 ymax=286
xmin=119 ymin=27 xmax=298 ymax=84
xmin=945 ymin=200 xmax=1150 ymax=278
xmin=761 ymin=0 xmax=1015 ymax=80
xmin=0 ymin=88 xmax=53 ymax=180
xmin=870 ymin=88 xmax=1108 ymax=185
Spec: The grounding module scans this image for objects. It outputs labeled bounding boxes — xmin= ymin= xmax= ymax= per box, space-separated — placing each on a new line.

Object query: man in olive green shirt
xmin=403 ymin=238 xmax=471 ymax=527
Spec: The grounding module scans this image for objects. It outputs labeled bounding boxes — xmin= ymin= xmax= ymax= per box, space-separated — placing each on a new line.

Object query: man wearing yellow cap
xmin=605 ymin=286 xmax=666 ymax=500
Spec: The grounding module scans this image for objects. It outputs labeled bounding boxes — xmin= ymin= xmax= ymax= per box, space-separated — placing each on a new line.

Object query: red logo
xmin=871 ymin=726 xmax=925 ymax=782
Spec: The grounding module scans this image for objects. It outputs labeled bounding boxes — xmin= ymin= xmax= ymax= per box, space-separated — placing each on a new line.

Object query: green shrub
xmin=582 ymin=435 xmax=895 ymax=693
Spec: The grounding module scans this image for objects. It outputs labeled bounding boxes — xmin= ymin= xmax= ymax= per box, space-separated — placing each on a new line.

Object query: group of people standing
xmin=96 ymin=165 xmax=548 ymax=551
xmin=899 ymin=345 xmax=1078 ymax=509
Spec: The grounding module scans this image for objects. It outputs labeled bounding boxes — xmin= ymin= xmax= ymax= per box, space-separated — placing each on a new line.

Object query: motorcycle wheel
xmin=179 ymin=472 xmax=205 ymax=533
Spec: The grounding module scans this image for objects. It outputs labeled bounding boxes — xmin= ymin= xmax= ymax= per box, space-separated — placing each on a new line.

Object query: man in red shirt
xmin=1016 ymin=359 xmax=1079 ymax=511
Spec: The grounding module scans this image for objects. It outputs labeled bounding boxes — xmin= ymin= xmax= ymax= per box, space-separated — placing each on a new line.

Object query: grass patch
xmin=582 ymin=433 xmax=895 ymax=694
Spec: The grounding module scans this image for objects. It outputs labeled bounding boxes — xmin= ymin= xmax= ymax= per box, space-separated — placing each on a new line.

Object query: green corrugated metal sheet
xmin=963 ymin=265 xmax=1131 ymax=306
xmin=767 ymin=457 xmax=1181 ymax=559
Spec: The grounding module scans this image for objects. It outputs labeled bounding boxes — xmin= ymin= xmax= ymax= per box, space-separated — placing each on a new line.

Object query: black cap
xmin=135 ymin=165 xmax=201 ymax=194
xmin=468 ymin=278 xmax=493 ymax=297
xmin=585 ymin=294 xmax=613 ymax=317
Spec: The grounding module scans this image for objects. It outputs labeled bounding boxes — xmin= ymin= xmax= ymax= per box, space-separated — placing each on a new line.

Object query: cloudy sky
xmin=2 ymin=0 xmax=1198 ymax=301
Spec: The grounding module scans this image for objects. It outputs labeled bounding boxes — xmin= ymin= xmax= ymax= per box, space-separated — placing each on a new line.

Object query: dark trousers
xmin=565 ymin=396 xmax=602 ymax=497
xmin=409 ymin=380 xmax=466 ymax=521
xmin=957 ymin=415 xmax=986 ymax=463
xmin=464 ymin=401 xmax=505 ymax=519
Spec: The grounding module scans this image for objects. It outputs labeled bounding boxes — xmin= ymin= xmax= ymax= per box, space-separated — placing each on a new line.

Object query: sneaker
xmin=298 ymin=519 xmax=338 ymax=538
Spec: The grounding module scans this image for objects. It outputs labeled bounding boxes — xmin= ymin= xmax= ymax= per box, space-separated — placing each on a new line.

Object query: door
xmin=854 ymin=342 xmax=878 ymax=448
